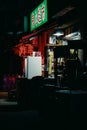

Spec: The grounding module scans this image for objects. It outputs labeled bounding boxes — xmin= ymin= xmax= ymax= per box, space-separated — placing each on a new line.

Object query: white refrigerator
xmin=25 ymin=56 xmax=42 ymax=79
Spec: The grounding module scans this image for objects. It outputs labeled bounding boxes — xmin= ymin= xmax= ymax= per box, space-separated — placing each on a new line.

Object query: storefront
xmin=13 ymin=0 xmax=87 ymax=87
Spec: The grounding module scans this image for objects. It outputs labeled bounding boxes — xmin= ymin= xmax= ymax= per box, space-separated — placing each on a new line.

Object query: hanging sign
xmin=30 ymin=0 xmax=48 ymax=31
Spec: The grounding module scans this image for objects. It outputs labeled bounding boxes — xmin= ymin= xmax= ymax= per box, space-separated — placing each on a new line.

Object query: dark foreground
xmin=0 ymin=99 xmax=87 ymax=130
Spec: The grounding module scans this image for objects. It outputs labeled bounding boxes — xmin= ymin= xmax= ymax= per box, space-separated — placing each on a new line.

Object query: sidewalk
xmin=0 ymin=99 xmax=17 ymax=106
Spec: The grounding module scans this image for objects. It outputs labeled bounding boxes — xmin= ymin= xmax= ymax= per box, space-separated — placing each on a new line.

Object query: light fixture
xmin=53 ymin=31 xmax=64 ymax=37
xmin=7 ymin=32 xmax=13 ymax=35
xmin=64 ymin=31 xmax=81 ymax=40
xmin=17 ymin=31 xmax=23 ymax=35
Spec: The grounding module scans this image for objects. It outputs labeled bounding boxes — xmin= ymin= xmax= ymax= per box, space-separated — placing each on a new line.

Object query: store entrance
xmin=53 ymin=42 xmax=86 ymax=89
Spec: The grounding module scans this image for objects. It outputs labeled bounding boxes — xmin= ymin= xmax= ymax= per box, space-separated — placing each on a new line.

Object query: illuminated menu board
xmin=30 ymin=0 xmax=48 ymax=31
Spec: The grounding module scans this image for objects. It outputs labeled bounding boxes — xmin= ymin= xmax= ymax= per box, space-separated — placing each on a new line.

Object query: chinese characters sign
xmin=14 ymin=44 xmax=33 ymax=57
xmin=30 ymin=0 xmax=48 ymax=31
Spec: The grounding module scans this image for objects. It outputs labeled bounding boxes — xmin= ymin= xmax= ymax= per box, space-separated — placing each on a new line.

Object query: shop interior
xmin=45 ymin=24 xmax=87 ymax=89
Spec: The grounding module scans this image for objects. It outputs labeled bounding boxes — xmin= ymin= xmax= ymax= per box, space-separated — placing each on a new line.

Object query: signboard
xmin=14 ymin=44 xmax=33 ymax=57
xmin=30 ymin=0 xmax=48 ymax=31
xmin=19 ymin=44 xmax=33 ymax=56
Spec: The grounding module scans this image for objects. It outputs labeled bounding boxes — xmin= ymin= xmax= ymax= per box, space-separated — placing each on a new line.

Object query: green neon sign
xmin=30 ymin=0 xmax=48 ymax=31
